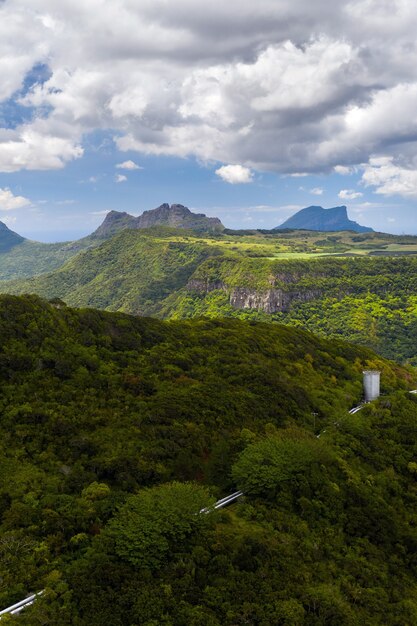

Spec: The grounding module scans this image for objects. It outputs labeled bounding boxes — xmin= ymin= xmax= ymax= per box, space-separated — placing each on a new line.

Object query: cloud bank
xmin=2 ymin=0 xmax=417 ymax=197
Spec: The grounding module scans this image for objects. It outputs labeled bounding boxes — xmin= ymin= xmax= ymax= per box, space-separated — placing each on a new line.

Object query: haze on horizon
xmin=1 ymin=0 xmax=417 ymax=241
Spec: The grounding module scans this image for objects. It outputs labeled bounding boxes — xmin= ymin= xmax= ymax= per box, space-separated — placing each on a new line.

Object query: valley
xmin=2 ymin=220 xmax=417 ymax=364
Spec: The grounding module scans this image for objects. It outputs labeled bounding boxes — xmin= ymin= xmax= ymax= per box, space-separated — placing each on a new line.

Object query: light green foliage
xmin=108 ymin=482 xmax=214 ymax=568
xmin=232 ymin=431 xmax=328 ymax=495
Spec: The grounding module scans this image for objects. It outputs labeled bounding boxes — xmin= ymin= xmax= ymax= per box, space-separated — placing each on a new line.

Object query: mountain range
xmin=90 ymin=203 xmax=225 ymax=239
xmin=1 ymin=205 xmax=417 ymax=623
xmin=274 ymin=205 xmax=373 ymax=233
xmin=0 ymin=203 xmax=372 ymax=281
xmin=1 ymin=202 xmax=417 ymax=363
xmin=0 ymin=203 xmax=224 ymax=281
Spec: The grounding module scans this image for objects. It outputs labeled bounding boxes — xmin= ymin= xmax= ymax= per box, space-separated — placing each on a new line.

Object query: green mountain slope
xmin=2 ymin=228 xmax=225 ymax=314
xmin=0 ymin=204 xmax=224 ymax=281
xmin=172 ymin=253 xmax=417 ymax=363
xmin=0 ymin=238 xmax=96 ymax=281
xmin=0 ymin=295 xmax=416 ymax=624
xmin=4 ymin=228 xmax=417 ymax=363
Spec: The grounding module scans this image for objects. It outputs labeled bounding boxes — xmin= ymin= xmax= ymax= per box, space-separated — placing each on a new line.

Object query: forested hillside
xmin=173 ymin=254 xmax=417 ymax=364
xmin=1 ymin=229 xmax=225 ymax=314
xmin=0 ymin=295 xmax=417 ymax=624
xmin=4 ymin=228 xmax=417 ymax=363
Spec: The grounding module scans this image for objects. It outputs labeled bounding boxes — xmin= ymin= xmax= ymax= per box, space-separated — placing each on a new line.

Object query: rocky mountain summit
xmin=274 ymin=205 xmax=373 ymax=233
xmin=91 ymin=203 xmax=224 ymax=239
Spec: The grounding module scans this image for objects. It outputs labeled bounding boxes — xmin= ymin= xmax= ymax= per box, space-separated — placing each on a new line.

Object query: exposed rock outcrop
xmin=229 ymin=288 xmax=284 ymax=313
xmin=90 ymin=204 xmax=224 ymax=239
xmin=187 ymin=279 xmax=325 ymax=313
xmin=187 ymin=278 xmax=226 ymax=293
xmin=135 ymin=203 xmax=224 ymax=232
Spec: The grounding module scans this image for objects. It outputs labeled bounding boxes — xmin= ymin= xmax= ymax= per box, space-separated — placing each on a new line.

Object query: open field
xmin=153 ymin=230 xmax=417 ymax=260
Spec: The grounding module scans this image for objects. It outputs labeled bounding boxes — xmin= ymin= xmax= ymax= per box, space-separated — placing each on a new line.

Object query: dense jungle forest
xmin=1 ymin=295 xmax=417 ymax=624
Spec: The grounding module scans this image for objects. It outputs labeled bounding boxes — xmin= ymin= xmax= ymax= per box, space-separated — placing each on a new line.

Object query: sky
xmin=1 ymin=1 xmax=417 ymax=241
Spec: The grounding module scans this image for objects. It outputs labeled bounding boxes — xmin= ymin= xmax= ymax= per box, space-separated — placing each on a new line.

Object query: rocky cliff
xmin=91 ymin=203 xmax=224 ymax=239
xmin=187 ymin=278 xmax=326 ymax=313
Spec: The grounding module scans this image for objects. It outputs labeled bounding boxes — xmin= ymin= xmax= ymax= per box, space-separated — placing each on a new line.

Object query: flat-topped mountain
xmin=274 ymin=205 xmax=373 ymax=233
xmin=90 ymin=203 xmax=224 ymax=239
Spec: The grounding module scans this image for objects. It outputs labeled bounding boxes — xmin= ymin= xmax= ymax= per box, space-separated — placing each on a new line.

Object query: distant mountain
xmin=274 ymin=205 xmax=373 ymax=233
xmin=90 ymin=203 xmax=224 ymax=239
xmin=0 ymin=220 xmax=25 ymax=252
xmin=0 ymin=203 xmax=224 ymax=281
xmin=0 ymin=221 xmax=95 ymax=281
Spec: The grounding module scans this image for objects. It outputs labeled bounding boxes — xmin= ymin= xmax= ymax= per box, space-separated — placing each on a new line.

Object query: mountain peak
xmin=90 ymin=203 xmax=224 ymax=239
xmin=135 ymin=203 xmax=224 ymax=231
xmin=90 ymin=211 xmax=137 ymax=239
xmin=274 ymin=205 xmax=373 ymax=233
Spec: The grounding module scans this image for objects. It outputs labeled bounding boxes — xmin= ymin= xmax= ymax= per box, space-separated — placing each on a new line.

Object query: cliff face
xmin=89 ymin=211 xmax=136 ymax=239
xmin=274 ymin=205 xmax=373 ymax=233
xmin=91 ymin=204 xmax=224 ymax=239
xmin=135 ymin=204 xmax=224 ymax=232
xmin=187 ymin=279 xmax=325 ymax=313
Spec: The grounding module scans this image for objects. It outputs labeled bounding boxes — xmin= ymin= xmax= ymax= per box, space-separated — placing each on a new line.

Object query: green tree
xmin=107 ymin=482 xmax=215 ymax=569
xmin=232 ymin=431 xmax=328 ymax=496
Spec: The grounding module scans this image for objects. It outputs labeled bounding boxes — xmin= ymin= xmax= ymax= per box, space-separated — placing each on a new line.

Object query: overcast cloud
xmin=2 ymin=0 xmax=417 ymax=196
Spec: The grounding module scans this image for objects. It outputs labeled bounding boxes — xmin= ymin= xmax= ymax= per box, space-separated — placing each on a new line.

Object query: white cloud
xmin=361 ymin=156 xmax=417 ymax=197
xmin=338 ymin=189 xmax=363 ymax=200
xmin=215 ymin=164 xmax=253 ymax=184
xmin=115 ymin=174 xmax=127 ymax=183
xmin=2 ymin=0 xmax=417 ymax=191
xmin=0 ymin=125 xmax=83 ymax=173
xmin=310 ymin=187 xmax=323 ymax=195
xmin=334 ymin=165 xmax=356 ymax=175
xmin=0 ymin=188 xmax=31 ymax=211
xmin=116 ymin=160 xmax=142 ymax=170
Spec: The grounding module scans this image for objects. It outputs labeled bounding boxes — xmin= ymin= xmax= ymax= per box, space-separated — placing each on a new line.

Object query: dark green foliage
xmin=0 ymin=295 xmax=416 ymax=624
xmin=232 ymin=430 xmax=328 ymax=496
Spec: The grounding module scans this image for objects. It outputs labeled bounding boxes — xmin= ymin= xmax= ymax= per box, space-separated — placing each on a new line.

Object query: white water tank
xmin=363 ymin=370 xmax=380 ymax=402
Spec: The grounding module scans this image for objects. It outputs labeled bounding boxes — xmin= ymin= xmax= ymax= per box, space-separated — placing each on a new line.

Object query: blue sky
xmin=0 ymin=142 xmax=410 ymax=242
xmin=1 ymin=1 xmax=417 ymax=241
